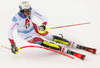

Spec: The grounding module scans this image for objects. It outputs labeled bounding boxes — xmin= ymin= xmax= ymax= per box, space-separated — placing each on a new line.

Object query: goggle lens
xmin=24 ymin=8 xmax=31 ymax=12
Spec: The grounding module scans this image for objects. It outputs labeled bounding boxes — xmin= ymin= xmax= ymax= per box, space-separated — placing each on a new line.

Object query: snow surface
xmin=0 ymin=0 xmax=100 ymax=68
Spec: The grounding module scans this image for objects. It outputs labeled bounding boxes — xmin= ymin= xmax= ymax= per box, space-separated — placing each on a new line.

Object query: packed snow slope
xmin=0 ymin=0 xmax=100 ymax=68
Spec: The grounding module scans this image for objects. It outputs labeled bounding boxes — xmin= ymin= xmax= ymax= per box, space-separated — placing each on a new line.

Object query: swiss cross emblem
xmin=25 ymin=18 xmax=30 ymax=26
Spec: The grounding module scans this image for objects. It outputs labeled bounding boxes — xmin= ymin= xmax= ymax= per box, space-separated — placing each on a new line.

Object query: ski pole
xmin=1 ymin=45 xmax=10 ymax=50
xmin=1 ymin=45 xmax=74 ymax=59
xmin=49 ymin=22 xmax=90 ymax=29
xmin=39 ymin=22 xmax=90 ymax=34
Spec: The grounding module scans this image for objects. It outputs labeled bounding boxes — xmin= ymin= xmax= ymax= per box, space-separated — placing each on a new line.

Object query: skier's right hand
xmin=11 ymin=43 xmax=19 ymax=54
xmin=39 ymin=25 xmax=46 ymax=31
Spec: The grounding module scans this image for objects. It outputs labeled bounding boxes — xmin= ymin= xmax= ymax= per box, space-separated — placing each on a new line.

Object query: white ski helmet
xmin=19 ymin=1 xmax=31 ymax=13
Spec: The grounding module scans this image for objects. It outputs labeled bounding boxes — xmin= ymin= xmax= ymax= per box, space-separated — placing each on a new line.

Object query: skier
xmin=8 ymin=1 xmax=96 ymax=60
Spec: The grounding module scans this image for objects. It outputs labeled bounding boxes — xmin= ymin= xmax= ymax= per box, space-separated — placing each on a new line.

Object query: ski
xmin=67 ymin=49 xmax=86 ymax=60
xmin=76 ymin=45 xmax=97 ymax=54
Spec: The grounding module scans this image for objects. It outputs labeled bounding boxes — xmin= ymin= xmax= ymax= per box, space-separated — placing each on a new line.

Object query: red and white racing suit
xmin=8 ymin=8 xmax=53 ymax=45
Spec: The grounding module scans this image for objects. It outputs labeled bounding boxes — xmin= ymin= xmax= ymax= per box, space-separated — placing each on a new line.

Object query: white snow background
xmin=0 ymin=0 xmax=100 ymax=68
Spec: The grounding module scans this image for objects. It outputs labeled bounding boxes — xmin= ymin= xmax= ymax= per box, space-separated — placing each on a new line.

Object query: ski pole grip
xmin=38 ymin=28 xmax=50 ymax=34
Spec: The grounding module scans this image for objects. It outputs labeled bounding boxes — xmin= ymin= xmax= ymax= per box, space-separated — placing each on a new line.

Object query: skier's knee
xmin=28 ymin=37 xmax=44 ymax=44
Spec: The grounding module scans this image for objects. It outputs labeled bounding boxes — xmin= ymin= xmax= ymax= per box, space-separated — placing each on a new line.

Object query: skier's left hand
xmin=39 ymin=25 xmax=46 ymax=31
xmin=11 ymin=43 xmax=19 ymax=54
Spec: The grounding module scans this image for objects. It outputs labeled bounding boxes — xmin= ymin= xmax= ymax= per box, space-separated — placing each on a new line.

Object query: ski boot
xmin=53 ymin=35 xmax=70 ymax=46
xmin=40 ymin=40 xmax=61 ymax=50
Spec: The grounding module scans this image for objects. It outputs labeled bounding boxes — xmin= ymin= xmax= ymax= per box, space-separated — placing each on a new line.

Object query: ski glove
xmin=11 ymin=43 xmax=19 ymax=54
xmin=39 ymin=25 xmax=46 ymax=31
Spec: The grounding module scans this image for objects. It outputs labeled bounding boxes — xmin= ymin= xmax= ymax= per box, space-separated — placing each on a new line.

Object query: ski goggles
xmin=24 ymin=8 xmax=31 ymax=12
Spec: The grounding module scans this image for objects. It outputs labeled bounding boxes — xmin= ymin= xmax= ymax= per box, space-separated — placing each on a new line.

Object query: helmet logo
xmin=25 ymin=4 xmax=30 ymax=8
xmin=22 ymin=1 xmax=28 ymax=4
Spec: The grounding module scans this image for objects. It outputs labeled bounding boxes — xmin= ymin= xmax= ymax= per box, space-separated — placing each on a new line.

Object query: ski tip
xmin=89 ymin=48 xmax=97 ymax=54
xmin=83 ymin=47 xmax=97 ymax=54
xmin=74 ymin=53 xmax=86 ymax=60
xmin=92 ymin=49 xmax=97 ymax=54
xmin=81 ymin=55 xmax=86 ymax=60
